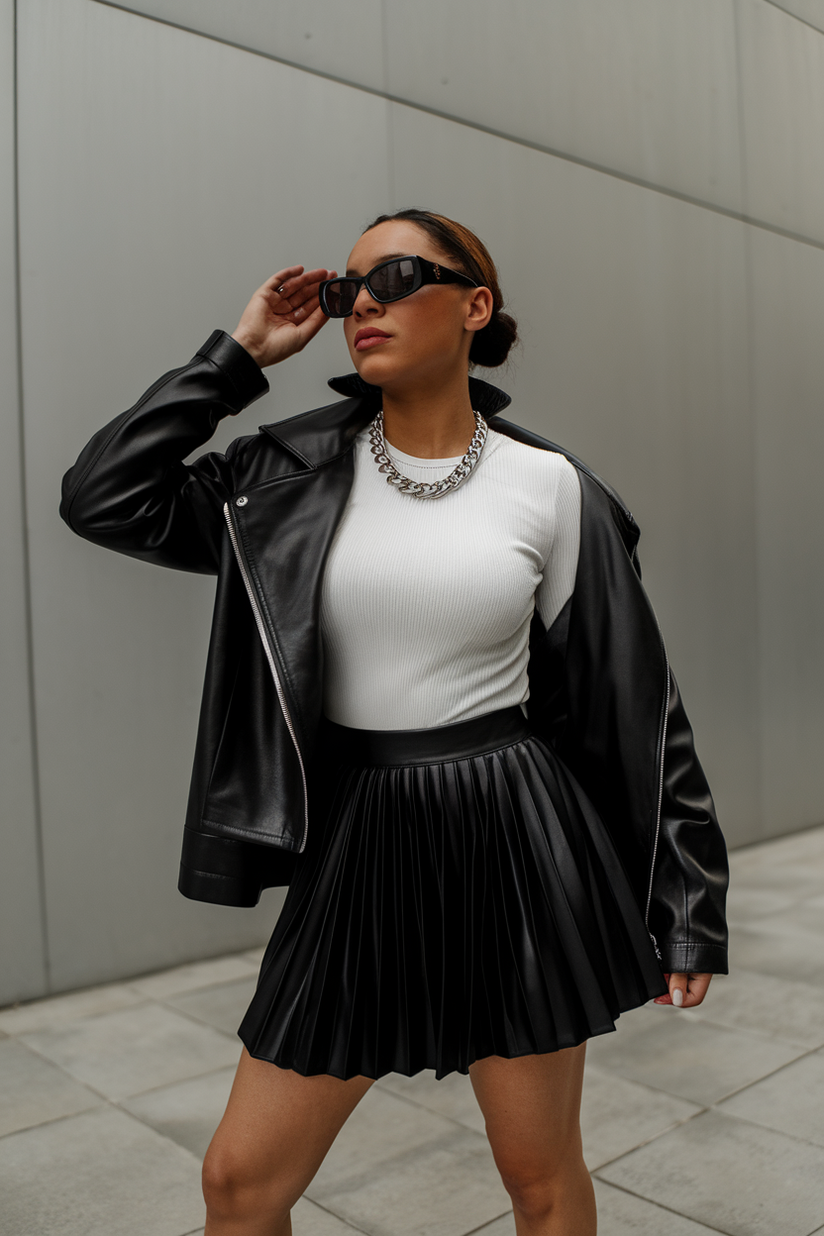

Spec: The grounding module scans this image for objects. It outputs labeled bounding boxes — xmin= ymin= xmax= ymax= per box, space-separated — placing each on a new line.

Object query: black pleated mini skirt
xmin=238 ymin=706 xmax=667 ymax=1080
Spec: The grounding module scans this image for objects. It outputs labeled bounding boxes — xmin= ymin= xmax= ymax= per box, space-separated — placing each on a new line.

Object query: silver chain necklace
xmin=368 ymin=410 xmax=488 ymax=500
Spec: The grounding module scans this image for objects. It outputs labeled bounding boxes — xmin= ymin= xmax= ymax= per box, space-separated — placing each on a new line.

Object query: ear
xmin=464 ymin=286 xmax=494 ymax=334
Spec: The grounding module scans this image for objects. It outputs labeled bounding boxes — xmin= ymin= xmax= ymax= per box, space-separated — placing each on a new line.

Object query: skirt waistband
xmin=321 ymin=705 xmax=533 ymax=767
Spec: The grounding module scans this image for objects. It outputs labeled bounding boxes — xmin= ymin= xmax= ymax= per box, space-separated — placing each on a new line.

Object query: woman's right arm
xmin=60 ymin=265 xmax=334 ymax=574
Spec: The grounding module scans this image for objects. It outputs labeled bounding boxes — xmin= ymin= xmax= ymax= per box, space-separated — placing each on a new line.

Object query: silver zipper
xmin=223 ymin=502 xmax=310 ymax=851
xmin=644 ymin=643 xmax=671 ymax=961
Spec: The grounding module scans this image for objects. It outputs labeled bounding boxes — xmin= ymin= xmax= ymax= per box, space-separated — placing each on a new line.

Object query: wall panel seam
xmin=90 ymin=0 xmax=824 ymax=254
xmin=761 ymin=0 xmax=824 ymax=37
xmin=734 ymin=0 xmax=766 ymax=838
xmin=13 ymin=0 xmax=51 ymax=990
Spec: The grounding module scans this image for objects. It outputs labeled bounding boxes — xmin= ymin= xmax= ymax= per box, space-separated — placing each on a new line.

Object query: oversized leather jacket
xmin=60 ymin=330 xmax=729 ymax=975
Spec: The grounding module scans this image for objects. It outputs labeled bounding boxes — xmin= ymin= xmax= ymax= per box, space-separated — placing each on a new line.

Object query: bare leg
xmin=202 ymin=1047 xmax=374 ymax=1235
xmin=469 ymin=1044 xmax=596 ymax=1236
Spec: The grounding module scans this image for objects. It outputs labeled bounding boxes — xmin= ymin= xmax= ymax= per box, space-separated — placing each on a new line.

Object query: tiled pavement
xmin=3 ymin=827 xmax=824 ymax=1235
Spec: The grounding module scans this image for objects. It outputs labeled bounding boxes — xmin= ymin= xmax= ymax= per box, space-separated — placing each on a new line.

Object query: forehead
xmin=346 ymin=219 xmax=447 ymax=273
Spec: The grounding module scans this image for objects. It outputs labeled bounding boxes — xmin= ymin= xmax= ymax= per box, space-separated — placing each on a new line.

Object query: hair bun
xmin=469 ymin=310 xmax=518 ymax=368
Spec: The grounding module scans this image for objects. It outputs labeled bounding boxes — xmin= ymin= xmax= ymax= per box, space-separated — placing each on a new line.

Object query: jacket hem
xmin=199 ymin=817 xmax=300 ymax=850
xmin=660 ymin=941 xmax=729 ymax=975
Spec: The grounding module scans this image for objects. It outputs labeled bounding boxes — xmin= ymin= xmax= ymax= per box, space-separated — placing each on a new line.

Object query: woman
xmin=60 ymin=209 xmax=728 ymax=1235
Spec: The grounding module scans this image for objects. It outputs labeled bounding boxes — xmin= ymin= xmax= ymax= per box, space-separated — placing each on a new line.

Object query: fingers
xmin=293 ymin=300 xmax=334 ymax=345
xmin=234 ymin=265 xmax=338 ymax=367
xmin=653 ymin=972 xmax=713 ymax=1009
xmin=263 ymin=269 xmax=336 ymax=324
xmin=262 ymin=266 xmax=333 ymax=302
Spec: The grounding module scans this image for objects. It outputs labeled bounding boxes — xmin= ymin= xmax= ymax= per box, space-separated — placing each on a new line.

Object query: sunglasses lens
xmin=370 ymin=258 xmax=417 ymax=302
xmin=324 ymin=280 xmax=357 ymax=317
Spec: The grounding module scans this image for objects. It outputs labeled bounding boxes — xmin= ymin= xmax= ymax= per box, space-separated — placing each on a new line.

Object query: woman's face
xmin=341 ymin=220 xmax=491 ymax=393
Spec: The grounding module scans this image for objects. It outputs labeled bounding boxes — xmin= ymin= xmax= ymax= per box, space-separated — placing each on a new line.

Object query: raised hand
xmin=231 ymin=265 xmax=337 ymax=369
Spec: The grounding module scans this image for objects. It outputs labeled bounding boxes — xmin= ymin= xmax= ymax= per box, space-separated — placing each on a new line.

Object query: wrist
xmin=230 ymin=330 xmax=267 ymax=368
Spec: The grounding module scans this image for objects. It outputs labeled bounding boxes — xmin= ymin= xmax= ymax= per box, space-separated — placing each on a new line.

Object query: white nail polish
xmin=672 ymin=988 xmax=684 ymax=1007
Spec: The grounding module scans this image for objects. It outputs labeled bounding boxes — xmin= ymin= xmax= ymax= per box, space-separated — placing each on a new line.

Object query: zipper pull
xmin=649 ymin=932 xmax=663 ymax=962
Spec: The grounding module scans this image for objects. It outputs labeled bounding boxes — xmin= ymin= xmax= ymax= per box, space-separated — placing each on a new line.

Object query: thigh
xmin=206 ymin=1047 xmax=374 ymax=1204
xmin=468 ymin=1044 xmax=587 ymax=1177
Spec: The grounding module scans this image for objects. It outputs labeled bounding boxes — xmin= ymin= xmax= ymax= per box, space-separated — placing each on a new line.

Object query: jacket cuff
xmin=661 ymin=941 xmax=729 ymax=975
xmin=196 ymin=330 xmax=270 ymax=411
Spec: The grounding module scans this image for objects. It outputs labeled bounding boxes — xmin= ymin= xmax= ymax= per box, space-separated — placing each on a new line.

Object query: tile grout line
xmin=298 ymin=1196 xmax=374 ymax=1236
xmin=89 ymin=0 xmax=824 ymax=254
xmin=586 ymin=1104 xmax=710 ymax=1174
xmin=674 ymin=1009 xmax=824 ymax=1053
xmin=371 ymin=1079 xmax=491 ymax=1137
xmin=458 ymin=1206 xmax=516 ymax=1236
xmin=706 ymin=1101 xmax=824 ymax=1154
xmin=589 ymin=1176 xmax=732 ymax=1235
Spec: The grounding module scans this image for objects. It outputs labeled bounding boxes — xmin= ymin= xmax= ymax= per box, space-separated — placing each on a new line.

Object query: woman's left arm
xmin=542 ymin=472 xmax=729 ymax=993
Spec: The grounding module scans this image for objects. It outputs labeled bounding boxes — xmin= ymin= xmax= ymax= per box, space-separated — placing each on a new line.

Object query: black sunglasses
xmin=319 ymin=255 xmax=478 ymax=318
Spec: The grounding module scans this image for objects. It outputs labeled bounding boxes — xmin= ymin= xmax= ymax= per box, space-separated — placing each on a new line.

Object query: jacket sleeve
xmin=59 ymin=331 xmax=270 ymax=574
xmin=650 ymin=670 xmax=730 ymax=974
xmin=545 ymin=474 xmax=729 ymax=975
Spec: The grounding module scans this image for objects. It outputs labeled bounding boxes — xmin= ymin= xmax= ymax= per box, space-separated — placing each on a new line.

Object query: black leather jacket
xmin=60 ymin=330 xmax=729 ymax=975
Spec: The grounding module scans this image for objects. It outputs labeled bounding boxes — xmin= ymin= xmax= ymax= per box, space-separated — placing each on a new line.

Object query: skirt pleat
xmin=238 ymin=728 xmax=667 ymax=1080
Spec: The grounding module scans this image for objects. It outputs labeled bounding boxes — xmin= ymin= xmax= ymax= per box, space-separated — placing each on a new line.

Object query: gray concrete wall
xmin=3 ymin=0 xmax=822 ymax=1004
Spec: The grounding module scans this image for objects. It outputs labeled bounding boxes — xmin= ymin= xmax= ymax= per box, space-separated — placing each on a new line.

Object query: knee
xmin=499 ymin=1168 xmax=556 ymax=1222
xmin=497 ymin=1151 xmax=587 ymax=1222
xmin=202 ymin=1144 xmax=280 ymax=1222
xmin=202 ymin=1145 xmax=244 ymax=1218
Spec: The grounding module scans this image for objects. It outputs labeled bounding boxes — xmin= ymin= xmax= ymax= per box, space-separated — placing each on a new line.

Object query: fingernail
xmin=672 ymin=988 xmax=684 ymax=1007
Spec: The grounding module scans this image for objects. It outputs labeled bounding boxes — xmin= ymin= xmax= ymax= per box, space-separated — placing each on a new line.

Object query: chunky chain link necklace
xmin=368 ymin=410 xmax=488 ymax=500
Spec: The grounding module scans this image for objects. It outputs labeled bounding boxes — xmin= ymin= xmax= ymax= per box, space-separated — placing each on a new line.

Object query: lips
xmin=354 ymin=328 xmax=391 ymax=351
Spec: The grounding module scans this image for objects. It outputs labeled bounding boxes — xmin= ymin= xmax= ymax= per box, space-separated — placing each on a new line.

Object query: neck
xmin=379 ymin=373 xmax=477 ymax=459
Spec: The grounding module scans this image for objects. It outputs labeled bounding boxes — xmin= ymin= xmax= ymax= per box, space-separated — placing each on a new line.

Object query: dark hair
xmin=363 ymin=208 xmax=518 ymax=368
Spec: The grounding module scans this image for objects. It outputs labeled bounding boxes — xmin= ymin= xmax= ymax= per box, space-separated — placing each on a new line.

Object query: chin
xmin=350 ymin=351 xmax=403 ymax=389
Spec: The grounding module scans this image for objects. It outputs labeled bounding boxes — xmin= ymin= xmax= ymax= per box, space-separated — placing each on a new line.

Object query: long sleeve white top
xmin=320 ymin=423 xmax=581 ymax=730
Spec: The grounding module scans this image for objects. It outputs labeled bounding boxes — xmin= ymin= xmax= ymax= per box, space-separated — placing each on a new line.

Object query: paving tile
xmin=22 ymin=1002 xmax=240 ymax=1101
xmin=121 ymin=1066 xmax=236 ymax=1159
xmin=758 ymin=900 xmax=824 ymax=938
xmin=727 ymin=860 xmax=824 ymax=903
xmin=292 ymin=1198 xmax=366 ymax=1234
xmin=682 ymin=968 xmax=824 ymax=1049
xmin=0 ymin=1039 xmax=102 ymax=1137
xmin=0 ymin=1106 xmax=204 ymax=1236
xmin=718 ymin=1050 xmax=824 ymax=1148
xmin=597 ymin=1108 xmax=824 ymax=1236
xmin=586 ymin=1014 xmax=803 ymax=1105
xmin=313 ymin=1084 xmax=467 ymax=1192
xmin=729 ymin=922 xmax=824 ymax=986
xmin=165 ymin=976 xmax=258 ymax=1037
xmin=158 ymin=1200 xmax=363 ymax=1236
xmin=0 ymin=980 xmax=144 ymax=1035
xmin=725 ymin=882 xmax=799 ymax=924
xmin=308 ymin=1125 xmax=511 ymax=1236
xmin=730 ymin=825 xmax=824 ymax=869
xmin=467 ymin=1214 xmax=515 ymax=1236
xmin=591 ymin=1179 xmax=726 ymax=1234
xmin=129 ymin=954 xmax=258 ymax=1000
xmin=580 ymin=1064 xmax=700 ymax=1169
xmin=376 ymin=1069 xmax=486 ymax=1135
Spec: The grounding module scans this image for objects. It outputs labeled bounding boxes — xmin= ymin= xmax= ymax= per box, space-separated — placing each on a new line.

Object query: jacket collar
xmin=261 ymin=373 xmax=512 ymax=469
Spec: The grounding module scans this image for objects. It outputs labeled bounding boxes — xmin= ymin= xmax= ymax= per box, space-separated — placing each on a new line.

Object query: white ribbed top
xmin=320 ymin=423 xmax=581 ymax=730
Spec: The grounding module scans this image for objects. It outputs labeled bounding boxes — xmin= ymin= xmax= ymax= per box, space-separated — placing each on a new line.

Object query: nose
xmin=352 ymin=284 xmax=383 ymax=318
